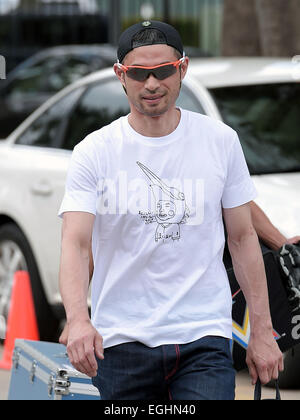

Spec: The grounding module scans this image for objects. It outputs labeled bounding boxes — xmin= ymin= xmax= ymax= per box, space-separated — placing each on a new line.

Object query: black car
xmin=0 ymin=44 xmax=117 ymax=139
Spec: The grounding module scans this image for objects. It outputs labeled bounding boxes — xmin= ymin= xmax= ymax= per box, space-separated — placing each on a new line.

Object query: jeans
xmin=92 ymin=336 xmax=236 ymax=400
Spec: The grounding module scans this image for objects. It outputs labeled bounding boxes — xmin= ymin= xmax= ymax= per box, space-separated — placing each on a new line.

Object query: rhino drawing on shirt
xmin=137 ymin=162 xmax=190 ymax=243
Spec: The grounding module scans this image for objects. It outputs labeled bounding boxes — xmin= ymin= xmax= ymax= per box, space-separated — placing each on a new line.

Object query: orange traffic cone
xmin=0 ymin=271 xmax=39 ymax=370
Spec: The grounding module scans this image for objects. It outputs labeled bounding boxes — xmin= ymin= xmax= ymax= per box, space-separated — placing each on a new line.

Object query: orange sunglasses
xmin=117 ymin=55 xmax=186 ymax=82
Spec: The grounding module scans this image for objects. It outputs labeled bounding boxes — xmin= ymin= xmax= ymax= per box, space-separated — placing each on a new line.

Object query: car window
xmin=62 ymin=78 xmax=205 ymax=151
xmin=62 ymin=78 xmax=130 ymax=150
xmin=46 ymin=54 xmax=109 ymax=92
xmin=5 ymin=56 xmax=66 ymax=95
xmin=210 ymin=83 xmax=300 ymax=174
xmin=5 ymin=66 xmax=48 ymax=95
xmin=5 ymin=54 xmax=106 ymax=96
xmin=177 ymin=84 xmax=205 ymax=114
xmin=15 ymin=87 xmax=84 ymax=148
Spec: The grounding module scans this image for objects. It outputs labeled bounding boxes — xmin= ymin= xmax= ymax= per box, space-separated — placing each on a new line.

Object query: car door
xmin=1 ymin=86 xmax=85 ymax=305
xmin=0 ymin=59 xmax=54 ymax=138
xmin=47 ymin=76 xmax=131 ymax=306
xmin=2 ymin=74 xmax=216 ymax=309
xmin=62 ymin=77 xmax=210 ymax=155
xmin=61 ymin=76 xmax=131 ymax=152
xmin=53 ymin=76 xmax=217 ymax=306
xmin=176 ymin=83 xmax=206 ymax=115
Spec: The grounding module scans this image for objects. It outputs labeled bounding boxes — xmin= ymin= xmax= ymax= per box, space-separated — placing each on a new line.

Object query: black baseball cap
xmin=117 ymin=20 xmax=184 ymax=63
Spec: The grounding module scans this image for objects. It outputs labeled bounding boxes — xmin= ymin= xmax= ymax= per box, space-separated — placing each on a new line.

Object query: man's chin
xmin=137 ymin=103 xmax=171 ymax=118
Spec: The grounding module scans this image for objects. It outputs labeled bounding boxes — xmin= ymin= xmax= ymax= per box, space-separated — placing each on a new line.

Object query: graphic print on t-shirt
xmin=137 ymin=162 xmax=190 ymax=243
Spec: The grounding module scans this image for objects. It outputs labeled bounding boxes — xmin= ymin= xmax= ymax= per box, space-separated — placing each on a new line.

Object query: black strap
xmin=254 ymin=379 xmax=281 ymax=400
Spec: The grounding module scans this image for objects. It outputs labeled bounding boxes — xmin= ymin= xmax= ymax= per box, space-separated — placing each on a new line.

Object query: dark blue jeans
xmin=92 ymin=336 xmax=236 ymax=400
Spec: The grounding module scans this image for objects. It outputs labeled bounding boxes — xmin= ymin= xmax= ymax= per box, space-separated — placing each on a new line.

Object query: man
xmin=58 ymin=21 xmax=283 ymax=400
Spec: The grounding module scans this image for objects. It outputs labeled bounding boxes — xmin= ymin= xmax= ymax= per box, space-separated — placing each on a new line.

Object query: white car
xmin=0 ymin=58 xmax=299 ymax=386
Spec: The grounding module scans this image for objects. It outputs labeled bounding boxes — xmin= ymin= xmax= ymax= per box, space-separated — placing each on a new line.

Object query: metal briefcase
xmin=8 ymin=339 xmax=100 ymax=400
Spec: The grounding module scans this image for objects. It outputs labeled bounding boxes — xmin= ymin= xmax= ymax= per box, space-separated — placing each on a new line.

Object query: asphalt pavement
xmin=0 ymin=346 xmax=299 ymax=400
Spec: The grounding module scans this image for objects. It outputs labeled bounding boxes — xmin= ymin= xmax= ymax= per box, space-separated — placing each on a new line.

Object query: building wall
xmin=0 ymin=0 xmax=224 ymax=71
xmin=98 ymin=0 xmax=224 ymax=55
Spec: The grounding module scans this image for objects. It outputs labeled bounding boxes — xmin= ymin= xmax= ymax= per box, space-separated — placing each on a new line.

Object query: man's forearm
xmin=59 ymin=239 xmax=91 ymax=324
xmin=224 ymin=204 xmax=283 ymax=384
xmin=228 ymin=227 xmax=273 ymax=332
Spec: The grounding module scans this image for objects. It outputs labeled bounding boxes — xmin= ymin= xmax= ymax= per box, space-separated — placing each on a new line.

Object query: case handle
xmin=254 ymin=379 xmax=281 ymax=400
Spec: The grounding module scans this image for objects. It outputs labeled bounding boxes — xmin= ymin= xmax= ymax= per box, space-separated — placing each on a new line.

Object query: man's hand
xmin=223 ymin=203 xmax=284 ymax=386
xmin=246 ymin=330 xmax=284 ymax=385
xmin=66 ymin=319 xmax=104 ymax=378
xmin=59 ymin=324 xmax=69 ymax=346
xmin=286 ymin=237 xmax=300 ymax=246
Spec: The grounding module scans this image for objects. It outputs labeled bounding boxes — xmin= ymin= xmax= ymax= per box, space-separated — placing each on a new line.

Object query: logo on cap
xmin=142 ymin=21 xmax=152 ymax=27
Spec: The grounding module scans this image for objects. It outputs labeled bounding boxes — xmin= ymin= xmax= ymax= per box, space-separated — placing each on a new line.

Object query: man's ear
xmin=114 ymin=63 xmax=126 ymax=85
xmin=180 ymin=56 xmax=189 ymax=81
xmin=113 ymin=64 xmax=127 ymax=95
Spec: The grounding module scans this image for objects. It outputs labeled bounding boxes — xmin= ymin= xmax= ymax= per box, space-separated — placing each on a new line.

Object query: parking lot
xmin=1 ymin=345 xmax=299 ymax=400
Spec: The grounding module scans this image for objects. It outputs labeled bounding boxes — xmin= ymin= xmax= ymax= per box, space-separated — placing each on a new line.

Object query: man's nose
xmin=144 ymin=73 xmax=161 ymax=90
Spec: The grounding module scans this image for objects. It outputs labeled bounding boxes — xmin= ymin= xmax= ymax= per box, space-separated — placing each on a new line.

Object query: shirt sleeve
xmin=222 ymin=132 xmax=257 ymax=209
xmin=58 ymin=140 xmax=100 ymax=218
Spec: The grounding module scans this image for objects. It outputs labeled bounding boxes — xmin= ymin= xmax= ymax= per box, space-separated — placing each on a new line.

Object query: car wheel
xmin=0 ymin=223 xmax=59 ymax=342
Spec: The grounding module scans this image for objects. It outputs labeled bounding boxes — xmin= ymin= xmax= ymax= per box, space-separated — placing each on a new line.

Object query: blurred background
xmin=1 ymin=0 xmax=300 ymax=137
xmin=0 ymin=0 xmax=300 ymax=399
xmin=1 ymin=0 xmax=300 ymax=72
xmin=1 ymin=0 xmax=221 ymax=73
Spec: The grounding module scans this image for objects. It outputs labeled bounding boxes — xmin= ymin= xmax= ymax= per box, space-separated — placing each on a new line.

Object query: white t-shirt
xmin=58 ymin=109 xmax=257 ymax=349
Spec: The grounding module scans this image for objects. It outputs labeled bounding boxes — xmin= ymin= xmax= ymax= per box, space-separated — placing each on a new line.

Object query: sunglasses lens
xmin=155 ymin=64 xmax=177 ymax=80
xmin=126 ymin=64 xmax=178 ymax=81
xmin=127 ymin=68 xmax=148 ymax=82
